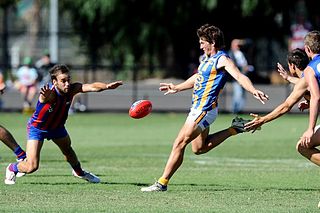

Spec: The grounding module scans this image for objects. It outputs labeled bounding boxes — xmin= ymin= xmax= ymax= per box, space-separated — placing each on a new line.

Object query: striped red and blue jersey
xmin=28 ymin=86 xmax=74 ymax=130
xmin=191 ymin=50 xmax=229 ymax=111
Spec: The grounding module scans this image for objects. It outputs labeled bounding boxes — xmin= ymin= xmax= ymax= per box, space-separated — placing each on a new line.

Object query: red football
xmin=129 ymin=100 xmax=152 ymax=119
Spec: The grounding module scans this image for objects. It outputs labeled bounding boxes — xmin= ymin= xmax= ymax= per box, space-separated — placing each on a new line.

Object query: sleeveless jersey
xmin=29 ymin=86 xmax=74 ymax=130
xmin=192 ymin=51 xmax=229 ymax=111
xmin=308 ymin=54 xmax=320 ymax=84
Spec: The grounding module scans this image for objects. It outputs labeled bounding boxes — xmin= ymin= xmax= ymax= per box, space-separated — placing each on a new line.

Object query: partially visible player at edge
xmin=0 ymin=83 xmax=27 ymax=162
xmin=244 ymin=31 xmax=320 ymax=207
xmin=141 ymin=23 xmax=269 ymax=192
xmin=4 ymin=64 xmax=123 ymax=184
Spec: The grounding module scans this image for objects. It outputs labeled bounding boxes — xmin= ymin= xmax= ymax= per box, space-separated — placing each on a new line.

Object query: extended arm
xmin=221 ymin=56 xmax=269 ymax=104
xmin=79 ymin=81 xmax=123 ymax=93
xmin=159 ymin=74 xmax=197 ymax=95
xmin=277 ymin=62 xmax=300 ymax=84
xmin=245 ymin=78 xmax=307 ymax=131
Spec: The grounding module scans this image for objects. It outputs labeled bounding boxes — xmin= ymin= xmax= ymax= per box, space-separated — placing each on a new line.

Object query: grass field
xmin=0 ymin=112 xmax=319 ymax=212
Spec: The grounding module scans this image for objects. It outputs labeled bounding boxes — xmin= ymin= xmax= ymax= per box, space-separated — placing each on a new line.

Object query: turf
xmin=0 ymin=112 xmax=319 ymax=212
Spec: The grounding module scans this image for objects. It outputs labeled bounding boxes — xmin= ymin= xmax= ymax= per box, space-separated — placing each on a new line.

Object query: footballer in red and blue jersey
xmin=27 ymin=84 xmax=74 ymax=141
xmin=5 ymin=64 xmax=123 ymax=185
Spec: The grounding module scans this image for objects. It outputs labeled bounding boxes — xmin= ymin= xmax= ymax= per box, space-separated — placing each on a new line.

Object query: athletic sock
xmin=72 ymin=162 xmax=85 ymax=176
xmin=14 ymin=146 xmax=26 ymax=160
xmin=9 ymin=163 xmax=19 ymax=174
xmin=158 ymin=177 xmax=169 ymax=186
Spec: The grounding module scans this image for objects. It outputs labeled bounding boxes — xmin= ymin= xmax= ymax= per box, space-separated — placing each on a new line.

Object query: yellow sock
xmin=228 ymin=127 xmax=238 ymax=135
xmin=158 ymin=177 xmax=169 ymax=186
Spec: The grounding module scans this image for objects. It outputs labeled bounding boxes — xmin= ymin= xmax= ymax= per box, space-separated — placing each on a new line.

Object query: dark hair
xmin=49 ymin=64 xmax=70 ymax=81
xmin=197 ymin=24 xmax=225 ymax=49
xmin=287 ymin=48 xmax=309 ymax=70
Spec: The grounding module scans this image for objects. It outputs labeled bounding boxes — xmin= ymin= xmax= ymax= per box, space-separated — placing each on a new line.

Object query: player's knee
xmin=296 ymin=141 xmax=305 ymax=153
xmin=0 ymin=126 xmax=7 ymax=136
xmin=173 ymin=138 xmax=189 ymax=150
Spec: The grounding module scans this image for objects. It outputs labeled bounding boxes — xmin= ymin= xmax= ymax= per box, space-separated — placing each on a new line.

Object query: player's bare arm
xmin=245 ymin=78 xmax=307 ymax=132
xmin=39 ymin=84 xmax=55 ymax=103
xmin=220 ymin=56 xmax=269 ymax=104
xmin=80 ymin=81 xmax=123 ymax=93
xmin=159 ymin=74 xmax=196 ymax=95
xmin=277 ymin=62 xmax=299 ymax=84
xmin=301 ymin=68 xmax=320 ymax=144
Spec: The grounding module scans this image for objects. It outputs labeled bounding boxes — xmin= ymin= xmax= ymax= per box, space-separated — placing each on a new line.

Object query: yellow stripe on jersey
xmin=198 ymin=68 xmax=217 ymax=109
xmin=195 ymin=111 xmax=207 ymax=124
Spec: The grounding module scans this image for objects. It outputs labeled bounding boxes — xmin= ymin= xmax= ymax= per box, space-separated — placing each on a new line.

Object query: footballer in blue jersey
xmin=244 ymin=32 xmax=320 ymax=208
xmin=5 ymin=64 xmax=123 ymax=185
xmin=300 ymin=31 xmax=320 ymax=145
xmin=142 ymin=24 xmax=269 ymax=192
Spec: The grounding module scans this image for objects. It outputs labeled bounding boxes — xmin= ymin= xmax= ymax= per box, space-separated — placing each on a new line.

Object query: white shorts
xmin=186 ymin=108 xmax=218 ymax=131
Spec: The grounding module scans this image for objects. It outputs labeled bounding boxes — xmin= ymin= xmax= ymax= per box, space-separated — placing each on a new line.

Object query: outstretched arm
xmin=245 ymin=78 xmax=308 ymax=131
xmin=80 ymin=81 xmax=123 ymax=93
xmin=159 ymin=74 xmax=197 ymax=95
xmin=221 ymin=56 xmax=269 ymax=104
xmin=277 ymin=62 xmax=299 ymax=84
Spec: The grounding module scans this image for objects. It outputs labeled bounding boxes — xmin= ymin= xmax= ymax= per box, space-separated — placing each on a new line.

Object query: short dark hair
xmin=287 ymin=48 xmax=309 ymax=70
xmin=197 ymin=24 xmax=225 ymax=50
xmin=49 ymin=64 xmax=70 ymax=81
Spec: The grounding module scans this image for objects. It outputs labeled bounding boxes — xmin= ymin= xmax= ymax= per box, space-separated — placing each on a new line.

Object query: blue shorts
xmin=27 ymin=123 xmax=68 ymax=142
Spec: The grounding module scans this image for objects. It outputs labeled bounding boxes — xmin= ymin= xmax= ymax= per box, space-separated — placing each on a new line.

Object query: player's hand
xmin=277 ymin=62 xmax=290 ymax=80
xmin=0 ymin=83 xmax=6 ymax=95
xmin=300 ymin=128 xmax=314 ymax=147
xmin=159 ymin=83 xmax=178 ymax=95
xmin=252 ymin=90 xmax=269 ymax=104
xmin=244 ymin=113 xmax=264 ymax=133
xmin=106 ymin=81 xmax=123 ymax=89
xmin=298 ymin=100 xmax=309 ymax=112
xmin=40 ymin=84 xmax=54 ymax=103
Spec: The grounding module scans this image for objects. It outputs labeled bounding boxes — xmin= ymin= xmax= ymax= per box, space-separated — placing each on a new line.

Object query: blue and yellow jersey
xmin=308 ymin=54 xmax=320 ymax=84
xmin=191 ymin=51 xmax=229 ymax=111
xmin=28 ymin=86 xmax=74 ymax=130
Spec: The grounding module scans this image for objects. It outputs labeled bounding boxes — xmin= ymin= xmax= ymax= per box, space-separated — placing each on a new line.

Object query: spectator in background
xmin=288 ymin=14 xmax=312 ymax=51
xmin=15 ymin=57 xmax=38 ymax=114
xmin=35 ymin=51 xmax=56 ymax=87
xmin=229 ymin=39 xmax=254 ymax=114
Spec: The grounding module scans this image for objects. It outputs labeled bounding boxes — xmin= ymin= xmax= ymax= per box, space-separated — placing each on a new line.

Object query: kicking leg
xmin=191 ymin=127 xmax=236 ymax=155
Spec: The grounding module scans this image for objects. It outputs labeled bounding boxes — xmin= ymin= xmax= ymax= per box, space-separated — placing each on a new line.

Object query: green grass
xmin=0 ymin=112 xmax=320 ymax=212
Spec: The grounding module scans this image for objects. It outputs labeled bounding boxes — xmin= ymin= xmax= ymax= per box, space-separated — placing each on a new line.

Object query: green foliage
xmin=201 ymin=0 xmax=218 ymax=10
xmin=241 ymin=0 xmax=258 ymax=16
xmin=0 ymin=113 xmax=319 ymax=212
